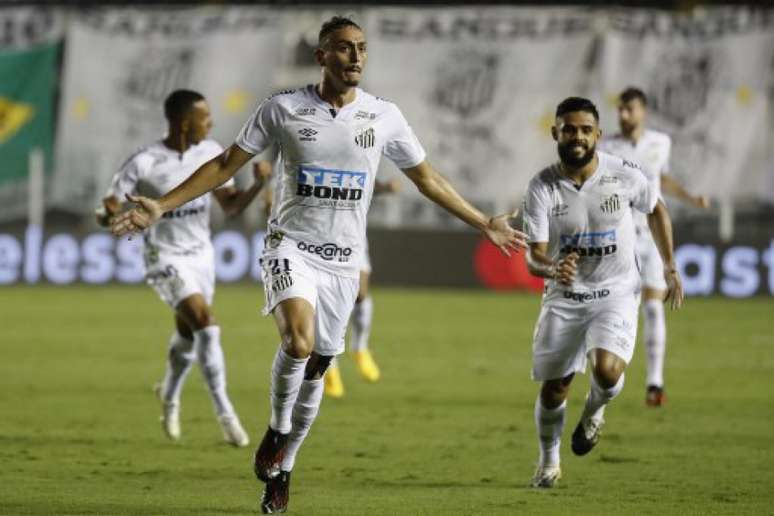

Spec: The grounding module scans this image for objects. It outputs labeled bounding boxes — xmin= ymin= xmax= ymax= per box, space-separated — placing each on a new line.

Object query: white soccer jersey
xmin=598 ymin=129 xmax=671 ymax=232
xmin=235 ymin=85 xmax=426 ymax=277
xmin=107 ymin=139 xmax=233 ymax=258
xmin=523 ymin=151 xmax=658 ymax=305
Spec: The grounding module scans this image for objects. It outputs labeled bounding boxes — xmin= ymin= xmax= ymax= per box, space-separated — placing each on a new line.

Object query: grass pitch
xmin=1 ymin=285 xmax=773 ymax=515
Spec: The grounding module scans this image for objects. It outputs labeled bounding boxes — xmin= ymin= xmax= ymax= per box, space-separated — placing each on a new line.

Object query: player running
xmin=110 ymin=17 xmax=526 ymax=514
xmin=599 ymin=87 xmax=709 ymax=407
xmin=522 ymin=97 xmax=683 ymax=488
xmin=97 ymin=90 xmax=270 ymax=447
xmin=324 ymin=177 xmax=401 ymax=398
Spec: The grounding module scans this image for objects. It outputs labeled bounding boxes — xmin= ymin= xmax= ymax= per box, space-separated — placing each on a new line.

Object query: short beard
xmin=558 ymin=142 xmax=596 ymax=169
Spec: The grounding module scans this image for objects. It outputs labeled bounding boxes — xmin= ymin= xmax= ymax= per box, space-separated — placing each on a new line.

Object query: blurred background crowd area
xmin=1 ymin=4 xmax=772 ymax=294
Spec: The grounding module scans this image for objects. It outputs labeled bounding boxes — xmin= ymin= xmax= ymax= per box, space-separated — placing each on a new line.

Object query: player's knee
xmin=304 ymin=354 xmax=333 ymax=380
xmin=282 ymin=325 xmax=314 ymax=359
xmin=593 ymin=366 xmax=623 ymax=389
xmin=540 ymin=378 xmax=572 ymax=408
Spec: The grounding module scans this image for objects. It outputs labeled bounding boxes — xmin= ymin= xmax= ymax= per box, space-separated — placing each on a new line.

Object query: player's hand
xmin=663 ymin=265 xmax=684 ymax=310
xmin=253 ymin=161 xmax=273 ymax=188
xmin=111 ymin=194 xmax=163 ymax=237
xmin=693 ymin=195 xmax=710 ymax=210
xmin=484 ymin=209 xmax=528 ymax=256
xmin=554 ymin=252 xmax=579 ymax=286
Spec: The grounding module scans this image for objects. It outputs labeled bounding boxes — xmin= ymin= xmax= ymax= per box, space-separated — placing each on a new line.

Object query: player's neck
xmin=316 ymin=80 xmax=357 ymax=109
xmin=559 ymin=154 xmax=599 ymax=186
xmin=623 ymin=125 xmax=645 ymax=144
xmin=163 ymin=131 xmax=191 ymax=156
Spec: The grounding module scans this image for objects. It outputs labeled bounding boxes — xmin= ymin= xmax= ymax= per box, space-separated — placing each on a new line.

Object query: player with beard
xmin=599 ymin=87 xmax=709 ymax=407
xmin=522 ymin=97 xmax=683 ymax=488
xmin=111 ymin=16 xmax=527 ymax=513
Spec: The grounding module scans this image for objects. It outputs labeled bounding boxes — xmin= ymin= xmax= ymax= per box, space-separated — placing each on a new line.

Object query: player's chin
xmin=341 ymin=72 xmax=361 ymax=86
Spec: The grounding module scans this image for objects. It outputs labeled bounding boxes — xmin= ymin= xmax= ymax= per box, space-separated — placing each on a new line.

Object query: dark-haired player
xmin=599 ymin=87 xmax=709 ymax=406
xmin=110 ymin=17 xmax=526 ymax=513
xmin=522 ymin=97 xmax=683 ymax=488
xmin=98 ymin=90 xmax=270 ymax=447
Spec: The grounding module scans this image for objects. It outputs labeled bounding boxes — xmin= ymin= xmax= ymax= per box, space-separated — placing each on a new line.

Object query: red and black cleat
xmin=254 ymin=426 xmax=289 ymax=482
xmin=646 ymin=385 xmax=666 ymax=407
xmin=260 ymin=470 xmax=291 ymax=514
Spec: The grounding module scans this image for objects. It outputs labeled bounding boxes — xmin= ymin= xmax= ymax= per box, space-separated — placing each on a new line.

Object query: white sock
xmin=643 ymin=299 xmax=666 ymax=387
xmin=535 ymin=397 xmax=566 ymax=468
xmin=193 ymin=325 xmax=235 ymax=417
xmin=581 ymin=373 xmax=625 ymax=423
xmin=269 ymin=346 xmax=308 ymax=434
xmin=280 ymin=378 xmax=324 ymax=471
xmin=349 ymin=296 xmax=373 ymax=352
xmin=161 ymin=331 xmax=195 ymax=406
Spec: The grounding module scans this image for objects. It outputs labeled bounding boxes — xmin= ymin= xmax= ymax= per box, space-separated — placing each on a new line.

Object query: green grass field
xmin=2 ymin=285 xmax=773 ymax=515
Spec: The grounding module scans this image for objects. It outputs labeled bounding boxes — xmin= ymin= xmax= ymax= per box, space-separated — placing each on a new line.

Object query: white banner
xmin=52 ymin=6 xmax=282 ymax=212
xmin=597 ymin=8 xmax=774 ymax=203
xmin=364 ymin=8 xmax=598 ymax=225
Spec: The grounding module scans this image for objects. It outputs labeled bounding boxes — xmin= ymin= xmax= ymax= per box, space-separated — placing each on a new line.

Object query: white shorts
xmin=260 ymin=240 xmax=359 ymax=356
xmin=531 ymin=295 xmax=639 ymax=381
xmin=636 ymin=230 xmax=667 ymax=291
xmin=145 ymin=252 xmax=215 ymax=308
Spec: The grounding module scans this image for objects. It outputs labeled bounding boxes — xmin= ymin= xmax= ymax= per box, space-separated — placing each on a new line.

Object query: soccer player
xmin=324 ymin=177 xmax=401 ymax=398
xmin=599 ymin=87 xmax=709 ymax=406
xmin=97 ymin=89 xmax=271 ymax=447
xmin=110 ymin=17 xmax=526 ymax=513
xmin=522 ymin=97 xmax=683 ymax=488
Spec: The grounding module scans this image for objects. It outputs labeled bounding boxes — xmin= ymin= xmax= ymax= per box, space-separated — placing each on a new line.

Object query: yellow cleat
xmin=324 ymin=366 xmax=344 ymax=398
xmin=353 ymin=350 xmax=381 ymax=383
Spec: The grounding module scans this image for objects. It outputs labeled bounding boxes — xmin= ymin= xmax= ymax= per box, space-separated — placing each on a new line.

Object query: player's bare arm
xmin=647 ymin=200 xmax=684 ymax=310
xmin=527 ymin=242 xmax=578 ymax=285
xmin=111 ymin=144 xmax=254 ymax=236
xmin=373 ymin=178 xmax=401 ymax=196
xmin=402 ymin=160 xmax=528 ymax=255
xmin=213 ymin=160 xmax=272 ymax=217
xmin=660 ymin=174 xmax=710 ymax=209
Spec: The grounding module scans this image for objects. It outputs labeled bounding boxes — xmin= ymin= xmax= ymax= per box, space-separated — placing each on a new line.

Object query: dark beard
xmin=558 ymin=141 xmax=596 ymax=168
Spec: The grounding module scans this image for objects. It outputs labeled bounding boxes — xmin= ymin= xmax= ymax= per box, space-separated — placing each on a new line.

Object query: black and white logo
xmin=298 ymin=127 xmax=318 ymax=142
xmin=295 ymin=107 xmax=316 ymax=116
xmin=649 ymin=51 xmax=713 ymax=128
xmin=355 ymin=127 xmax=375 ymax=149
xmin=433 ymin=49 xmax=499 ymax=117
xmin=600 ymin=194 xmax=621 ymax=214
xmin=297 ymin=241 xmax=352 ymax=262
xmin=563 ymin=289 xmax=610 ymax=303
xmin=551 ymin=203 xmax=569 ymax=217
xmin=354 ymin=110 xmax=376 ymax=120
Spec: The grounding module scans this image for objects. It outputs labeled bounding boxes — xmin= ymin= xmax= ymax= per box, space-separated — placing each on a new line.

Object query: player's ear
xmin=314 ymin=47 xmax=325 ymax=66
xmin=551 ymin=125 xmax=558 ymax=141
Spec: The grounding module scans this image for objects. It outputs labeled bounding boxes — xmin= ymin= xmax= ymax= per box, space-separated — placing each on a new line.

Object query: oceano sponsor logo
xmin=297 ymin=241 xmax=352 ymax=262
xmin=563 ymin=289 xmax=610 ymax=302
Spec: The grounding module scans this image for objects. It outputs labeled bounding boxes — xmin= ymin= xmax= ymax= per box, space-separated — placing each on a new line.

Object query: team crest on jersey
xmin=354 ymin=127 xmax=375 ymax=149
xmin=600 ymin=194 xmax=621 ymax=214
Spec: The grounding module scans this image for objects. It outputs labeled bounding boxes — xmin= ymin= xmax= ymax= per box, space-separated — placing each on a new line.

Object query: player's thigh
xmin=585 ymin=296 xmax=639 ymax=366
xmin=273 ymin=297 xmax=316 ymax=358
xmin=314 ymin=272 xmax=359 ymax=356
xmin=531 ymin=304 xmax=588 ymax=382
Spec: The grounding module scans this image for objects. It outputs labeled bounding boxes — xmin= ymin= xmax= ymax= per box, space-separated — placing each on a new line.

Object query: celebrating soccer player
xmin=97 ymin=90 xmax=271 ymax=447
xmin=599 ymin=87 xmax=709 ymax=407
xmin=522 ymin=97 xmax=683 ymax=488
xmin=110 ymin=16 xmax=526 ymax=513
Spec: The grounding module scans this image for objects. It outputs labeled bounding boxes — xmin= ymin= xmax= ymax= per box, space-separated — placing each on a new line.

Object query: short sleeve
xmin=106 ymin=154 xmax=141 ymax=200
xmin=382 ymin=104 xmax=426 ymax=169
xmin=630 ymin=167 xmax=658 ymax=214
xmin=522 ymin=180 xmax=550 ymax=243
xmin=235 ymin=99 xmax=281 ymax=155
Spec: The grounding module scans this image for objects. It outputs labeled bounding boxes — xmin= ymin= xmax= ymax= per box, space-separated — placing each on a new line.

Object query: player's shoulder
xmin=120 ymin=141 xmax=165 ymax=173
xmin=599 ymin=151 xmax=645 ymax=182
xmin=196 ymin=138 xmax=223 ymax=154
xmin=528 ymin=164 xmax=561 ymax=193
xmin=358 ymin=89 xmax=402 ymax=115
xmin=643 ymin=129 xmax=672 ymax=147
xmin=258 ymin=86 xmax=309 ymax=112
xmin=598 ymin=133 xmax=626 ymax=149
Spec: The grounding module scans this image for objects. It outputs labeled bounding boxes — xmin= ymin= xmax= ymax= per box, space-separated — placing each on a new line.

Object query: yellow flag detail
xmin=0 ymin=96 xmax=34 ymax=144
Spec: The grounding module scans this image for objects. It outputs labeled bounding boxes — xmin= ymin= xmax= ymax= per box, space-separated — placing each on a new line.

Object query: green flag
xmin=0 ymin=41 xmax=59 ymax=186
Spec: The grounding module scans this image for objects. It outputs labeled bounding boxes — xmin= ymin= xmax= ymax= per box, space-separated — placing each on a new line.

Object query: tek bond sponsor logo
xmin=296 ymin=241 xmax=352 ymax=263
xmin=296 ymin=166 xmax=367 ymax=210
xmin=563 ymin=288 xmax=611 ymax=303
xmin=560 ymin=230 xmax=617 ymax=257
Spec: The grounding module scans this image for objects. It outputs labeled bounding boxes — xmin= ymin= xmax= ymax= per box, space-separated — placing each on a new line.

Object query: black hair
xmin=555 ymin=96 xmax=599 ymax=122
xmin=318 ymin=16 xmax=362 ymax=46
xmin=163 ymin=89 xmax=205 ymax=123
xmin=619 ymin=86 xmax=648 ymax=106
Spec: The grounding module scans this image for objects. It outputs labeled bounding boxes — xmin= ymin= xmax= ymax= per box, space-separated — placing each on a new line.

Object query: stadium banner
xmin=51 ymin=6 xmax=282 ymax=213
xmin=0 ymin=224 xmax=772 ymax=297
xmin=363 ymin=7 xmax=598 ymax=226
xmin=0 ymin=8 xmax=62 ymax=221
xmin=597 ymin=8 xmax=774 ymax=203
